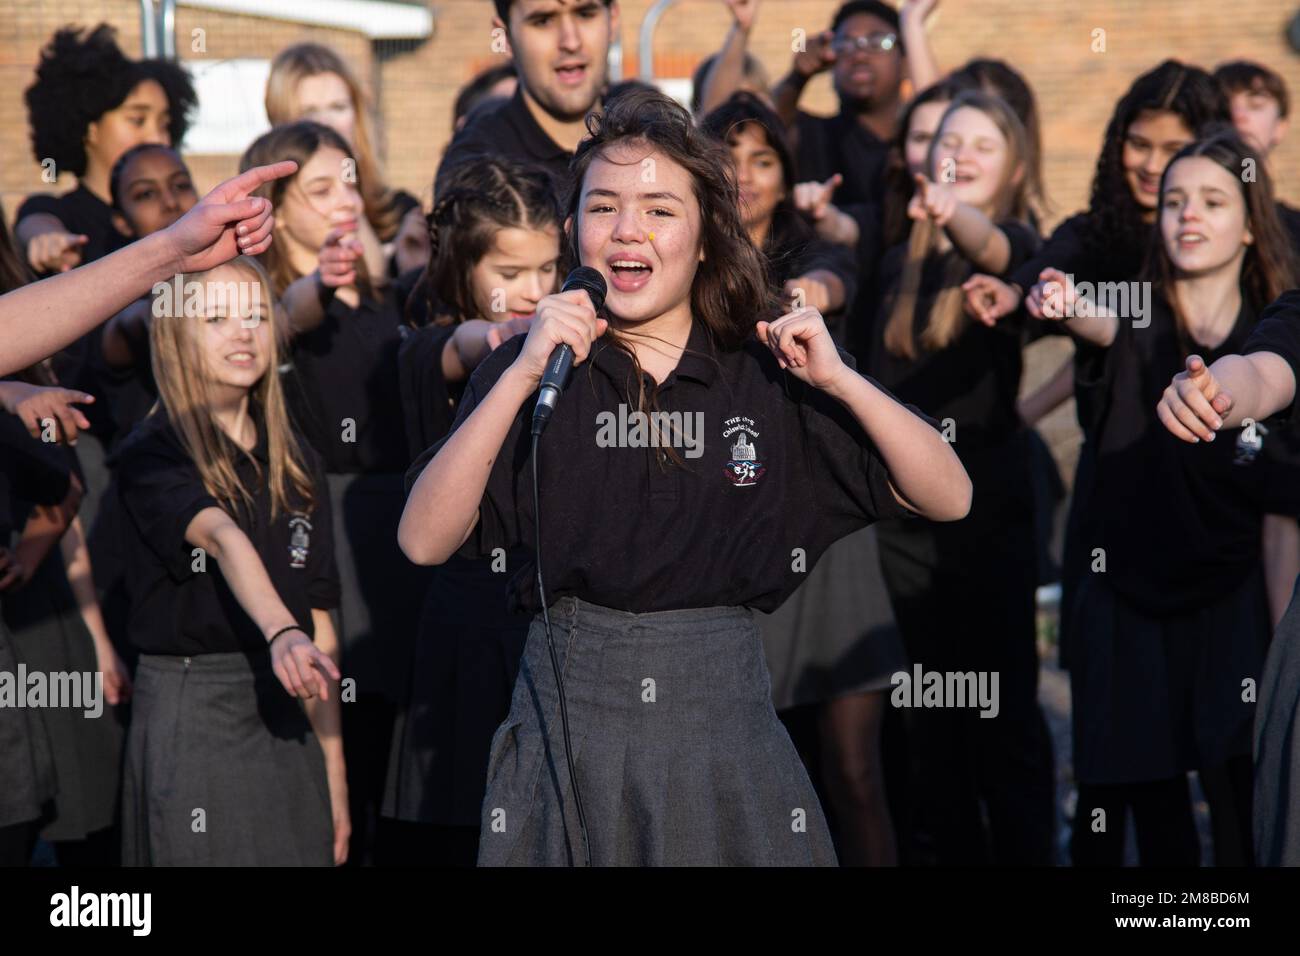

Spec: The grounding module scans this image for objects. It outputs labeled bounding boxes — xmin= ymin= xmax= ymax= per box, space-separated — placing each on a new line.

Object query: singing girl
xmin=399 ymin=87 xmax=970 ymax=866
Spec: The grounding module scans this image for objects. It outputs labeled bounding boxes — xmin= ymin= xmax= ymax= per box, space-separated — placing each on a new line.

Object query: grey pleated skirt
xmin=122 ymin=652 xmax=333 ymax=866
xmin=3 ymin=555 xmax=123 ymax=842
xmin=477 ymin=597 xmax=838 ymax=867
xmin=0 ymin=616 xmax=55 ymax=830
xmin=327 ymin=471 xmax=429 ymax=703
xmin=757 ymin=525 xmax=906 ymax=711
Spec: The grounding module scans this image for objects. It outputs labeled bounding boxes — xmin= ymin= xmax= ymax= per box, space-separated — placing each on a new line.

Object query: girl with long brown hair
xmin=868 ymin=90 xmax=1056 ymax=866
xmin=399 ymin=87 xmax=969 ymax=866
xmin=115 ymin=256 xmax=348 ymax=865
xmin=240 ymin=121 xmax=431 ymax=864
xmin=265 ymin=43 xmax=425 ymax=276
xmin=1051 ymin=129 xmax=1299 ymax=866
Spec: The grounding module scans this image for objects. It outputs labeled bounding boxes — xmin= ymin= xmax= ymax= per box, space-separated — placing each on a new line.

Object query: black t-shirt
xmin=285 ymin=291 xmax=413 ymax=474
xmin=17 ymin=186 xmax=132 ymax=439
xmin=767 ymin=212 xmax=859 ymax=332
xmin=869 ymin=220 xmax=1042 ymax=459
xmin=436 ymin=88 xmax=572 ymax=204
xmin=1276 ymin=201 xmax=1300 ymax=254
xmin=405 ymin=320 xmax=927 ymax=616
xmin=114 ymin=408 xmax=340 ymax=656
xmin=16 ymin=184 xmax=126 ymax=267
xmin=397 ymin=322 xmax=459 ymax=461
xmin=0 ymin=409 xmax=72 ymax=544
xmin=1083 ymin=294 xmax=1300 ymax=616
xmin=1244 ymin=290 xmax=1300 ymax=420
xmin=794 ymin=108 xmax=890 ymax=209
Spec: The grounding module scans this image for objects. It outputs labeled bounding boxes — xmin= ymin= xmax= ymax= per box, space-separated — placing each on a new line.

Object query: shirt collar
xmin=505 ymin=87 xmax=571 ymax=166
xmin=587 ymin=320 xmax=721 ymax=391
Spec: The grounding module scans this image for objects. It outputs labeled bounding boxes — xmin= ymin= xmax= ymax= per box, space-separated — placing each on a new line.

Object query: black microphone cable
xmin=525 ymin=266 xmax=604 ymax=867
xmin=530 ymin=430 xmax=592 ymax=867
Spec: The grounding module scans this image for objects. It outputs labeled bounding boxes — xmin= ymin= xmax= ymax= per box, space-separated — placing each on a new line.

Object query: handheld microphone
xmin=531 ymin=266 xmax=607 ymax=436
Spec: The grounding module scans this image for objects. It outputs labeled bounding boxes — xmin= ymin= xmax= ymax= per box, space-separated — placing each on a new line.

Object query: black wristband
xmin=268 ymin=624 xmax=305 ymax=644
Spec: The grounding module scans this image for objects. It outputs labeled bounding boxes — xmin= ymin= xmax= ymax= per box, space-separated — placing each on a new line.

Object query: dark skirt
xmin=1254 ymin=575 xmax=1300 ymax=865
xmin=1068 ymin=567 xmax=1267 ymax=786
xmin=121 ymin=652 xmax=332 ymax=866
xmin=0 ymin=616 xmax=55 ymax=830
xmin=757 ymin=524 xmax=905 ymax=710
xmin=327 ymin=471 xmax=430 ymax=703
xmin=383 ymin=551 xmax=531 ymax=826
xmin=478 ymin=597 xmax=839 ymax=866
xmin=1 ymin=555 xmax=122 ymax=841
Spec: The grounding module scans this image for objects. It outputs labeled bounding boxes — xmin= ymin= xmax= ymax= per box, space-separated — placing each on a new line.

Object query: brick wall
xmin=5 ymin=1 xmax=1297 ymax=218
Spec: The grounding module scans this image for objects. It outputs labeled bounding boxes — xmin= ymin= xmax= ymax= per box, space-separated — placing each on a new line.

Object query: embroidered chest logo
xmin=288 ymin=515 xmax=313 ymax=568
xmin=723 ymin=416 xmax=766 ymax=487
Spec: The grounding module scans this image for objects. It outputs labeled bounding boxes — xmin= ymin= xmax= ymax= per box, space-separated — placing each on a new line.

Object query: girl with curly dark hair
xmin=16 ymin=23 xmax=196 ymax=275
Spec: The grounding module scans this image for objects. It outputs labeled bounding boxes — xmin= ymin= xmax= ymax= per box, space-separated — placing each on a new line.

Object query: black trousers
xmin=877 ymin=504 xmax=1056 ymax=866
xmin=1070 ymin=777 xmax=1200 ymax=866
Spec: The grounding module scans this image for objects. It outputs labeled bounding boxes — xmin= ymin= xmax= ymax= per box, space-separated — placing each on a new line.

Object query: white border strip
xmin=178 ymin=0 xmax=434 ymax=40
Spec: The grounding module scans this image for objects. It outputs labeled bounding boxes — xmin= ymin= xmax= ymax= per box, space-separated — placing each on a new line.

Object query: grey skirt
xmin=327 ymin=471 xmax=428 ymax=703
xmin=3 ymin=554 xmax=123 ymax=841
xmin=122 ymin=652 xmax=332 ymax=866
xmin=0 ymin=616 xmax=55 ymax=830
xmin=478 ymin=598 xmax=838 ymax=867
xmin=757 ymin=525 xmax=906 ymax=710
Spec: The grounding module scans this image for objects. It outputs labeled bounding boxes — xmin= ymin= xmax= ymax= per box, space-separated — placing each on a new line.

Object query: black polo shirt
xmin=284 ymin=291 xmax=413 ymax=475
xmin=794 ymin=108 xmax=890 ymax=208
xmin=114 ymin=407 xmax=340 ymax=657
xmin=406 ymin=321 xmax=928 ymax=616
xmin=435 ymin=88 xmax=573 ymax=203
xmin=1084 ymin=294 xmax=1300 ymax=616
xmin=0 ymin=408 xmax=72 ymax=544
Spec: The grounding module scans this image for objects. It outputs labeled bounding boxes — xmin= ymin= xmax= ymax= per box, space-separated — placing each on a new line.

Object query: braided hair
xmin=422 ymin=158 xmax=563 ymax=324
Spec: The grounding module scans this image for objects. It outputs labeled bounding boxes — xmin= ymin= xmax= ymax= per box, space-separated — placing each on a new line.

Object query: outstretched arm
xmin=0 ymin=162 xmax=297 ymax=377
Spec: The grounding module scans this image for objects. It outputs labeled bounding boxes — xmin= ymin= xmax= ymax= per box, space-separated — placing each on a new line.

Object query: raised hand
xmin=756 ymin=305 xmax=845 ymax=389
xmin=908 ymin=173 xmax=958 ymax=226
xmin=792 ymin=29 xmax=836 ymax=79
xmin=318 ymin=227 xmax=363 ymax=288
xmin=1037 ymin=267 xmax=1077 ymax=321
xmin=160 ymin=161 xmax=298 ymax=275
xmin=27 ymin=231 xmax=89 ymax=274
xmin=961 ymin=274 xmax=1020 ymax=326
xmin=724 ymin=0 xmax=760 ymax=31
xmin=1158 ymin=354 xmax=1233 ymax=443
xmin=793 ymin=173 xmax=843 ymax=223
xmin=0 ymin=381 xmax=95 ymax=445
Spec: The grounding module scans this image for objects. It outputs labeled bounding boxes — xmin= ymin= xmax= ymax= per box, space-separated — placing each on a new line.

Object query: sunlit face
xmin=469 ymin=224 xmax=561 ymax=320
xmin=275 ymin=145 xmax=364 ymax=256
xmin=114 ymin=148 xmax=197 ymax=238
xmin=85 ymin=79 xmax=171 ymax=173
xmin=576 ymin=141 xmax=703 ymax=326
xmin=1123 ymin=109 xmax=1194 ymax=210
xmin=931 ymin=106 xmax=1016 ymax=212
xmin=904 ymin=99 xmax=950 ymax=177
xmin=1160 ymin=155 xmax=1252 ymax=277
xmin=503 ymin=0 xmax=616 ymax=122
xmin=295 ymin=72 xmax=357 ymax=146
xmin=830 ymin=13 xmax=903 ymax=109
xmin=727 ymin=123 xmax=785 ymax=232
xmin=194 ymin=264 xmax=273 ymax=392
xmin=1228 ymin=88 xmax=1288 ymax=157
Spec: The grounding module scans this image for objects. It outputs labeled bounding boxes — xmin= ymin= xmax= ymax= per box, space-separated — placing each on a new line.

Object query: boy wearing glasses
xmin=774 ymin=1 xmax=939 ymax=209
